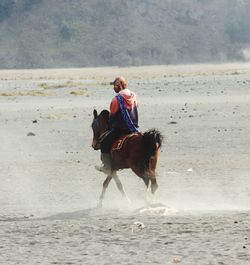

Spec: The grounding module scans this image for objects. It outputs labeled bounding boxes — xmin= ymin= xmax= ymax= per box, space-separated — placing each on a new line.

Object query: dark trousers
xmin=101 ymin=128 xmax=130 ymax=153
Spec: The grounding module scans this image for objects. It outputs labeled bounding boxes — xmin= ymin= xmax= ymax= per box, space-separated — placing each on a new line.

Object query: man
xmin=95 ymin=76 xmax=139 ymax=174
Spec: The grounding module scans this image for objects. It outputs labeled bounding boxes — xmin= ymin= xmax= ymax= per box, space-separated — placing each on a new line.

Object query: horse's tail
xmin=141 ymin=129 xmax=163 ymax=174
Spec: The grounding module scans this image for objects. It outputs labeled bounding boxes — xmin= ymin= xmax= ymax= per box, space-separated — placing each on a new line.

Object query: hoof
xmin=151 ymin=183 xmax=158 ymax=194
xmin=96 ymin=201 xmax=103 ymax=209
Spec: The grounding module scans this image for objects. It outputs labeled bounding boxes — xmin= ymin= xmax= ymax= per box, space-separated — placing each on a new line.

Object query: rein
xmin=92 ymin=116 xmax=110 ymax=148
xmin=98 ymin=129 xmax=114 ymax=143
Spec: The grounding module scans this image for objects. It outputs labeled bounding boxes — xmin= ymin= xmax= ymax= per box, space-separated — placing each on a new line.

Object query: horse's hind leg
xmin=141 ymin=172 xmax=158 ymax=195
xmin=149 ymin=156 xmax=158 ymax=194
xmin=113 ymin=173 xmax=131 ymax=205
xmin=150 ymin=174 xmax=158 ymax=194
xmin=142 ymin=175 xmax=152 ymax=205
xmin=143 ymin=165 xmax=158 ymax=204
xmin=142 ymin=174 xmax=158 ymax=205
xmin=97 ymin=173 xmax=113 ymax=208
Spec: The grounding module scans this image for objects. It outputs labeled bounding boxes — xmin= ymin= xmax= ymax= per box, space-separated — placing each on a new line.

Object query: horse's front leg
xmin=113 ymin=173 xmax=131 ymax=205
xmin=97 ymin=173 xmax=113 ymax=208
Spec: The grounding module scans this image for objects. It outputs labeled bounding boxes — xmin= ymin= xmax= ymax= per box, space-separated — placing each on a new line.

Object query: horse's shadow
xmin=0 ymin=203 xmax=172 ymax=223
xmin=42 ymin=202 xmax=171 ymax=221
xmin=0 ymin=207 xmax=105 ymax=223
xmin=42 ymin=207 xmax=105 ymax=221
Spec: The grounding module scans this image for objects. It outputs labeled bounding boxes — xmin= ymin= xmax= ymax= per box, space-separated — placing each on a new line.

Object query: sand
xmin=0 ymin=64 xmax=249 ymax=264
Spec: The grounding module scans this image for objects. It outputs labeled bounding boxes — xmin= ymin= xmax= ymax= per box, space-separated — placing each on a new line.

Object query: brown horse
xmin=91 ymin=109 xmax=163 ymax=207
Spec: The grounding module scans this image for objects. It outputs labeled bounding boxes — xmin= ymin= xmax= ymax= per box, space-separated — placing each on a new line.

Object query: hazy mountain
xmin=0 ymin=0 xmax=250 ymax=68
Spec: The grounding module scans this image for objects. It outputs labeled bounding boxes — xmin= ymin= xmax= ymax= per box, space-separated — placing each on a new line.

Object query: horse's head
xmin=91 ymin=109 xmax=109 ymax=150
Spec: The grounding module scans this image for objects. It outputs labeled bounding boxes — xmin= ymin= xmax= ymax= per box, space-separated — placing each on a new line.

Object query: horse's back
xmin=110 ymin=132 xmax=143 ymax=170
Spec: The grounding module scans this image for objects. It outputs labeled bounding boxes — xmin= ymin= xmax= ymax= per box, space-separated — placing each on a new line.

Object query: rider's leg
xmin=95 ymin=130 xmax=117 ymax=174
xmin=95 ymin=152 xmax=112 ymax=174
xmin=95 ymin=128 xmax=129 ymax=174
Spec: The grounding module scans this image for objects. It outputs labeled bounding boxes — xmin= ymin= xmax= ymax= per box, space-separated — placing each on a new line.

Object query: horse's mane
xmin=100 ymin=109 xmax=110 ymax=123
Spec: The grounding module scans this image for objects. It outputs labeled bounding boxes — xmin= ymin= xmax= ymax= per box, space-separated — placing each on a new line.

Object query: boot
xmin=95 ymin=153 xmax=112 ymax=175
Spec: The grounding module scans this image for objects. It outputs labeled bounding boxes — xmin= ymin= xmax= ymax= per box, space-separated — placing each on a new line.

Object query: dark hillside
xmin=0 ymin=0 xmax=250 ymax=68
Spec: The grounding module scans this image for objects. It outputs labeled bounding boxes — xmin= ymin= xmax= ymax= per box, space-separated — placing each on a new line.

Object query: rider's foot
xmin=95 ymin=165 xmax=110 ymax=175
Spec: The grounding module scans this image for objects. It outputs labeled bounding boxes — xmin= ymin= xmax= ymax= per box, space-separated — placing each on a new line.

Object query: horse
xmin=91 ymin=109 xmax=163 ymax=207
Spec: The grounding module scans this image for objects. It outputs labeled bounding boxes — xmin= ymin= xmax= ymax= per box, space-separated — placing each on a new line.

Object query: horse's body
xmin=91 ymin=109 xmax=163 ymax=207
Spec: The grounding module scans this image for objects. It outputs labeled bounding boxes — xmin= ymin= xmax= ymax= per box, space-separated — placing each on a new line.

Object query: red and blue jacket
xmin=109 ymin=89 xmax=139 ymax=132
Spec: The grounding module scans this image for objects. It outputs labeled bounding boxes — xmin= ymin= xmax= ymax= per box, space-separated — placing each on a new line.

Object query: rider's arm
xmin=109 ymin=97 xmax=119 ymax=116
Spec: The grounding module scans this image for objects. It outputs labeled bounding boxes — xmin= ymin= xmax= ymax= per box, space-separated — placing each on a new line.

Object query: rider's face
xmin=113 ymin=81 xmax=121 ymax=93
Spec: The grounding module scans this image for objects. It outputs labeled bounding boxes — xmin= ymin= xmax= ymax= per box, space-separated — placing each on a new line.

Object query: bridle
xmin=92 ymin=117 xmax=99 ymax=137
xmin=92 ymin=116 xmax=109 ymax=150
xmin=92 ymin=117 xmax=100 ymax=149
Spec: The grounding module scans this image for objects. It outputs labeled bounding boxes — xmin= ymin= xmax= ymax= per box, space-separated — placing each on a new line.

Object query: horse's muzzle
xmin=91 ymin=140 xmax=100 ymax=150
xmin=92 ymin=144 xmax=100 ymax=150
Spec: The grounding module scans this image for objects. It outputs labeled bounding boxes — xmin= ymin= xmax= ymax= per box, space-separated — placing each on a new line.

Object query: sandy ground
xmin=0 ymin=64 xmax=250 ymax=264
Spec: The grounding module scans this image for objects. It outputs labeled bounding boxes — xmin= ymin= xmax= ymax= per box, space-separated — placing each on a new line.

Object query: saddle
xmin=111 ymin=133 xmax=139 ymax=153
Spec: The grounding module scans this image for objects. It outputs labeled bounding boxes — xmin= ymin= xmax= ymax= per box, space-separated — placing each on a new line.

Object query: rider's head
xmin=110 ymin=76 xmax=127 ymax=93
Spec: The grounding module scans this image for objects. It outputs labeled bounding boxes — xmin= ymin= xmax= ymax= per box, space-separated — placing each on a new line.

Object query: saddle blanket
xmin=111 ymin=133 xmax=139 ymax=152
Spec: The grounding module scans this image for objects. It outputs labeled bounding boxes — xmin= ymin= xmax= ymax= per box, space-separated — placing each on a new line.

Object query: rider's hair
xmin=116 ymin=76 xmax=127 ymax=89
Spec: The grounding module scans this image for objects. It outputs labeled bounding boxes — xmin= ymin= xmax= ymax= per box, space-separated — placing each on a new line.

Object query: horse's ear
xmin=93 ymin=109 xmax=98 ymax=118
